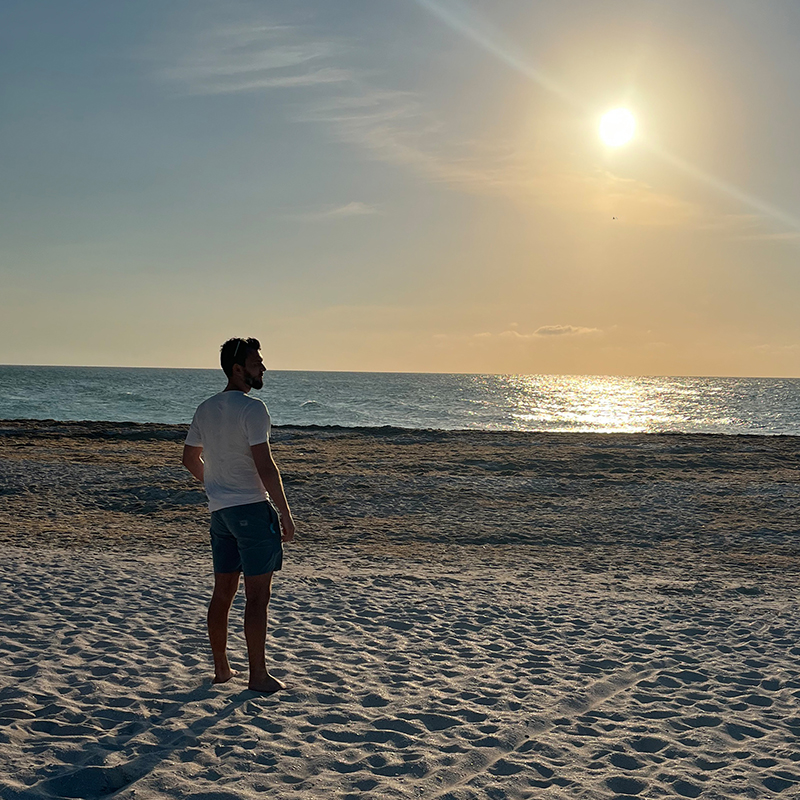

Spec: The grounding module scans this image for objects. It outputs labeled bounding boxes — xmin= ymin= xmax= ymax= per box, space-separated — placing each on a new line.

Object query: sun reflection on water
xmin=496 ymin=374 xmax=733 ymax=433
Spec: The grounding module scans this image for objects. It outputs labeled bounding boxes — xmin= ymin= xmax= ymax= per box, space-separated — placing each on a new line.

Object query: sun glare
xmin=599 ymin=108 xmax=636 ymax=147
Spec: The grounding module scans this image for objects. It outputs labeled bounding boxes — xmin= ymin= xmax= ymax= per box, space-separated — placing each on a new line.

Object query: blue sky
xmin=3 ymin=1 xmax=800 ymax=375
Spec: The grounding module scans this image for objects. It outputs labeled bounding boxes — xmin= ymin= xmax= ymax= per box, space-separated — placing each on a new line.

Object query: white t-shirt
xmin=185 ymin=391 xmax=271 ymax=512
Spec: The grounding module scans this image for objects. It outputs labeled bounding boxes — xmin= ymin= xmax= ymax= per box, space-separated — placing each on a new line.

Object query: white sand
xmin=2 ymin=543 xmax=799 ymax=800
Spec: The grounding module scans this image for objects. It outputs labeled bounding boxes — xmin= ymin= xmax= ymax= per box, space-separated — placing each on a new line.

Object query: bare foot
xmin=248 ymin=673 xmax=287 ymax=693
xmin=212 ymin=669 xmax=239 ymax=685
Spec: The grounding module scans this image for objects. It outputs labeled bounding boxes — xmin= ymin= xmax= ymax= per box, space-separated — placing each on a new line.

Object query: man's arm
xmin=251 ymin=441 xmax=295 ymax=542
xmin=182 ymin=445 xmax=205 ymax=483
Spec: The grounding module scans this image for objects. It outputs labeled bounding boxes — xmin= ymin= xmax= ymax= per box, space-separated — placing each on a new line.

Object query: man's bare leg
xmin=208 ymin=571 xmax=241 ymax=684
xmin=243 ymin=572 xmax=285 ymax=692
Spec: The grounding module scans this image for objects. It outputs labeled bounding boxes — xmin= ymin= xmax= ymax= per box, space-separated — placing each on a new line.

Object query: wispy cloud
xmin=160 ymin=22 xmax=351 ymax=95
xmin=285 ymin=201 xmax=381 ymax=221
xmin=324 ymin=202 xmax=379 ymax=217
xmin=533 ymin=325 xmax=601 ymax=337
xmin=157 ymin=14 xmax=533 ymax=193
xmin=441 ymin=325 xmax=603 ymax=343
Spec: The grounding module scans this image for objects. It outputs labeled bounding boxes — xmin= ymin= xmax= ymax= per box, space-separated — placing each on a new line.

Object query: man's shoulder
xmin=194 ymin=392 xmax=226 ymax=413
xmin=241 ymin=393 xmax=268 ymax=409
xmin=239 ymin=394 xmax=270 ymax=423
xmin=196 ymin=391 xmax=268 ymax=416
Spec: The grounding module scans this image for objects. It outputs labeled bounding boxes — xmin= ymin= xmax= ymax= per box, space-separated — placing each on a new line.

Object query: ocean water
xmin=1 ymin=365 xmax=799 ymax=435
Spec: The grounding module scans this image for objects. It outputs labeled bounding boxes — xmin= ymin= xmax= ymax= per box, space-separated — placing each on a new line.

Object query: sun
xmin=599 ymin=108 xmax=636 ymax=147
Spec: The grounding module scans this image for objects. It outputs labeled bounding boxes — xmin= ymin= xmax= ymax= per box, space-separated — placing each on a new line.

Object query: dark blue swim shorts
xmin=209 ymin=501 xmax=283 ymax=576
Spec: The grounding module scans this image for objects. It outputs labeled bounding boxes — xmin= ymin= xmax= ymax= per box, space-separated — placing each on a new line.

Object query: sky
xmin=3 ymin=0 xmax=800 ymax=376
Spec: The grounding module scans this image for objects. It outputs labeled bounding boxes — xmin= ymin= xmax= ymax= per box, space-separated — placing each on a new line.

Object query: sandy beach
xmin=1 ymin=419 xmax=799 ymax=799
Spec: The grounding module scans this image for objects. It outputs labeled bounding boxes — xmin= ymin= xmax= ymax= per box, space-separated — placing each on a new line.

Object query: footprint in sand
xmin=671 ymin=777 xmax=703 ymax=797
xmin=372 ymin=717 xmax=424 ymax=735
xmin=630 ymin=735 xmax=668 ymax=753
xmin=30 ymin=720 xmax=101 ymax=738
xmin=609 ymin=752 xmax=644 ymax=770
xmin=488 ymin=757 xmax=526 ymax=776
xmin=363 ymin=730 xmax=415 ymax=748
xmin=359 ymin=693 xmax=389 ymax=708
xmin=683 ymin=714 xmax=723 ymax=728
xmin=410 ymin=713 xmax=461 ymax=731
xmin=743 ymin=692 xmax=773 ymax=707
xmin=762 ymin=774 xmax=800 ymax=793
xmin=606 ymin=775 xmax=649 ymax=795
xmin=319 ymin=728 xmax=362 ymax=744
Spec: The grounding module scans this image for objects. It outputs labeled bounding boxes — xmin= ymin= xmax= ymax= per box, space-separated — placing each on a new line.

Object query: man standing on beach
xmin=182 ymin=337 xmax=295 ymax=693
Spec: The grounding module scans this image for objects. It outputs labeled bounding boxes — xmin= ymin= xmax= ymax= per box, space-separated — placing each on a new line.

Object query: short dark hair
xmin=220 ymin=337 xmax=261 ymax=378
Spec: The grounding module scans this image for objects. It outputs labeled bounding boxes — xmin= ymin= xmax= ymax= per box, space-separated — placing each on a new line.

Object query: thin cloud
xmin=533 ymin=325 xmax=601 ymax=337
xmin=160 ymin=22 xmax=351 ymax=95
xmin=195 ymin=68 xmax=352 ymax=95
xmin=286 ymin=202 xmax=381 ymax=221
xmin=324 ymin=202 xmax=380 ymax=217
xmin=439 ymin=326 xmax=603 ymax=343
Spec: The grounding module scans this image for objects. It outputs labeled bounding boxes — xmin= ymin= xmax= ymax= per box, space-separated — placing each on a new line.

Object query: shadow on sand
xmin=17 ymin=682 xmax=277 ymax=800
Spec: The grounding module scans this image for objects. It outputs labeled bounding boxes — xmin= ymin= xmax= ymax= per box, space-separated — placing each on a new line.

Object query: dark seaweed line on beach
xmin=2 ymin=418 xmax=799 ymax=443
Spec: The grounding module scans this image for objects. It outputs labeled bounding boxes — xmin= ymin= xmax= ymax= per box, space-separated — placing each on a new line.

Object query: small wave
xmin=300 ymin=400 xmax=324 ymax=409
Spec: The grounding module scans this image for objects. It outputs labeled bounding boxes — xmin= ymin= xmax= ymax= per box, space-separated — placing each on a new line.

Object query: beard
xmin=245 ymin=372 xmax=263 ymax=390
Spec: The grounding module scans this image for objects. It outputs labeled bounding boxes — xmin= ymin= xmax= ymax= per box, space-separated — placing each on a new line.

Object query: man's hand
xmin=280 ymin=513 xmax=296 ymax=543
